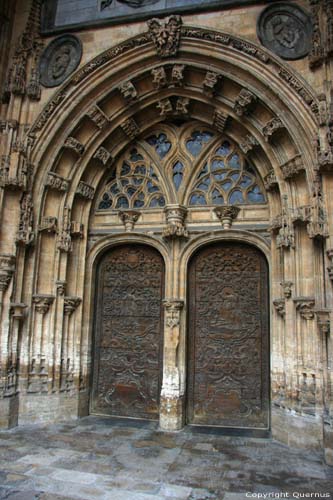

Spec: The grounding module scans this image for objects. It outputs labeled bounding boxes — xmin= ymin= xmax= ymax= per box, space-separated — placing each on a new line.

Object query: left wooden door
xmin=91 ymin=244 xmax=165 ymax=419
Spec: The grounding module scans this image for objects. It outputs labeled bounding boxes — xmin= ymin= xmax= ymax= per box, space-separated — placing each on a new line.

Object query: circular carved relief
xmin=39 ymin=35 xmax=82 ymax=88
xmin=257 ymin=3 xmax=312 ymax=60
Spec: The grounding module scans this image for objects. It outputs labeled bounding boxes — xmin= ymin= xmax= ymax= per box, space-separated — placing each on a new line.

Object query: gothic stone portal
xmin=187 ymin=242 xmax=269 ymax=429
xmin=91 ymin=244 xmax=164 ymax=419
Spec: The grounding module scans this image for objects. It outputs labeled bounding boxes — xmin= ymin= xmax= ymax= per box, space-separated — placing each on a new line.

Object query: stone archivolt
xmin=1 ymin=16 xmax=332 ymax=463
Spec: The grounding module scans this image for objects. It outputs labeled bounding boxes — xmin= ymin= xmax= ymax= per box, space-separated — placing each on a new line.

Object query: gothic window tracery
xmin=96 ymin=123 xmax=266 ymax=211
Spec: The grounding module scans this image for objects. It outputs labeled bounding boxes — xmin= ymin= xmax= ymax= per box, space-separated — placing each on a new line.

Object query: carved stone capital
xmin=33 ymin=294 xmax=55 ymax=315
xmin=147 ymin=15 xmax=182 ymax=58
xmin=280 ymin=281 xmax=293 ymax=299
xmin=294 ymin=297 xmax=316 ymax=320
xmin=315 ymin=309 xmax=330 ymax=336
xmin=263 ymin=118 xmax=285 ymax=142
xmin=0 ymin=255 xmax=16 ymax=293
xmin=45 ymin=172 xmax=69 ymax=192
xmin=64 ymin=296 xmax=81 ymax=316
xmin=214 ymin=205 xmax=240 ymax=229
xmin=118 ymin=210 xmax=140 ymax=232
xmin=10 ymin=302 xmax=27 ymax=321
xmin=86 ymin=105 xmax=108 ymax=129
xmin=273 ymin=298 xmax=286 ymax=317
xmin=76 ymin=181 xmax=95 ymax=200
xmin=163 ymin=205 xmax=188 ymax=239
xmin=234 ymin=89 xmax=257 ymax=116
xmin=64 ymin=137 xmax=85 ymax=156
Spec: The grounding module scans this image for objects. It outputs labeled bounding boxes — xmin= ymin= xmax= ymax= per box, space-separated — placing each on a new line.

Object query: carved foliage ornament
xmin=257 ymin=4 xmax=312 ymax=60
xmin=147 ymin=16 xmax=182 ymax=58
xmin=39 ymin=35 xmax=82 ymax=88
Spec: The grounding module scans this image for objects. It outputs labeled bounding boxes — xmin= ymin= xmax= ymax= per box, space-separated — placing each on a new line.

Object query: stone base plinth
xmin=272 ymin=407 xmax=323 ymax=450
xmin=18 ymin=393 xmax=79 ymax=426
xmin=159 ymin=395 xmax=184 ymax=431
xmin=0 ymin=395 xmax=19 ymax=429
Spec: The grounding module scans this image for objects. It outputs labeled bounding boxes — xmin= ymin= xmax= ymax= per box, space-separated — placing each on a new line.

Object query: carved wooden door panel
xmin=187 ymin=242 xmax=269 ymax=428
xmin=91 ymin=244 xmax=164 ymax=420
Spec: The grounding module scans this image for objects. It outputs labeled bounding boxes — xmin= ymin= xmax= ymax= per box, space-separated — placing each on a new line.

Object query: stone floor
xmin=0 ymin=416 xmax=332 ymax=500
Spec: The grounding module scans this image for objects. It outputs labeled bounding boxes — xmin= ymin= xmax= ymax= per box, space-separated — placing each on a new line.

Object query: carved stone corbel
xmin=263 ymin=118 xmax=285 ymax=142
xmin=157 ymin=98 xmax=173 ymax=117
xmin=63 ymin=137 xmax=85 ymax=156
xmin=86 ymin=105 xmax=108 ymax=129
xmin=10 ymin=302 xmax=27 ymax=321
xmin=171 ymin=65 xmax=185 ymax=87
xmin=120 ymin=118 xmax=140 ymax=139
xmin=163 ymin=205 xmax=188 ymax=239
xmin=93 ymin=147 xmax=112 ymax=167
xmin=214 ymin=205 xmax=240 ymax=229
xmin=32 ymin=294 xmax=55 ymax=315
xmin=70 ymin=222 xmax=84 ymax=238
xmin=175 ymin=97 xmax=189 ymax=116
xmin=64 ymin=296 xmax=81 ymax=316
xmin=315 ymin=309 xmax=330 ymax=336
xmin=151 ymin=67 xmax=167 ymax=89
xmin=118 ymin=210 xmax=140 ymax=232
xmin=234 ymin=89 xmax=257 ymax=116
xmin=280 ymin=281 xmax=293 ymax=299
xmin=45 ymin=172 xmax=69 ymax=192
xmin=0 ymin=255 xmax=16 ymax=294
xmin=273 ymin=298 xmax=286 ymax=317
xmin=118 ymin=81 xmax=137 ymax=102
xmin=212 ymin=110 xmax=228 ymax=133
xmin=294 ymin=297 xmax=316 ymax=320
xmin=202 ymin=71 xmax=222 ymax=96
xmin=239 ymin=135 xmax=259 ymax=154
xmin=264 ymin=170 xmax=278 ymax=191
xmin=147 ymin=16 xmax=182 ymax=58
xmin=280 ymin=155 xmax=305 ymax=180
xmin=76 ymin=181 xmax=95 ymax=200
xmin=56 ymin=280 xmax=66 ymax=296
xmin=39 ymin=216 xmax=58 ymax=234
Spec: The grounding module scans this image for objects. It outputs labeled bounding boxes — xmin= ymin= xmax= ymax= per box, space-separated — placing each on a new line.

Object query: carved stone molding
xmin=280 ymin=155 xmax=305 ymax=180
xmin=147 ymin=16 xmax=182 ymax=58
xmin=64 ymin=296 xmax=81 ymax=316
xmin=45 ymin=172 xmax=69 ymax=192
xmin=264 ymin=170 xmax=278 ymax=191
xmin=63 ymin=137 xmax=85 ymax=156
xmin=56 ymin=280 xmax=66 ymax=296
xmin=118 ymin=210 xmax=140 ymax=232
xmin=163 ymin=205 xmax=188 ymax=239
xmin=239 ymin=134 xmax=259 ymax=154
xmin=263 ymin=118 xmax=285 ymax=142
xmin=202 ymin=71 xmax=222 ymax=96
xmin=16 ymin=193 xmax=34 ymax=246
xmin=294 ymin=297 xmax=316 ymax=320
xmin=280 ymin=281 xmax=293 ymax=299
xmin=315 ymin=309 xmax=330 ymax=336
xmin=234 ymin=89 xmax=257 ymax=116
xmin=93 ymin=147 xmax=113 ymax=167
xmin=76 ymin=181 xmax=95 ymax=200
xmin=86 ymin=104 xmax=108 ymax=129
xmin=120 ymin=118 xmax=140 ymax=139
xmin=10 ymin=302 xmax=27 ymax=321
xmin=0 ymin=255 xmax=16 ymax=293
xmin=33 ymin=294 xmax=55 ymax=315
xmin=118 ymin=80 xmax=137 ymax=102
xmin=273 ymin=298 xmax=286 ymax=317
xmin=151 ymin=67 xmax=167 ymax=89
xmin=39 ymin=216 xmax=58 ymax=234
xmin=214 ymin=205 xmax=240 ymax=229
xmin=327 ymin=249 xmax=333 ymax=282
xmin=212 ymin=110 xmax=228 ymax=133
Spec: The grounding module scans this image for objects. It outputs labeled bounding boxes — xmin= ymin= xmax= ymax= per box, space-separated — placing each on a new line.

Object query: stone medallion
xmin=257 ymin=3 xmax=312 ymax=60
xmin=39 ymin=35 xmax=82 ymax=87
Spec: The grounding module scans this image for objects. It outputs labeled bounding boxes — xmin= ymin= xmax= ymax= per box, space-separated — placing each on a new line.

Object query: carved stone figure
xmin=147 ymin=16 xmax=182 ymax=58
xmin=257 ymin=4 xmax=312 ymax=60
xmin=39 ymin=35 xmax=82 ymax=88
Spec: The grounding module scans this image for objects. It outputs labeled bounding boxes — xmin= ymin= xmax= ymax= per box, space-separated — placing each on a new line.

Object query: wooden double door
xmin=91 ymin=242 xmax=269 ymax=429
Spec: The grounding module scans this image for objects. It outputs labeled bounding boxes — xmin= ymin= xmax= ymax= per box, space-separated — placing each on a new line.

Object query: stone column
xmin=60 ymin=296 xmax=81 ymax=392
xmin=160 ymin=299 xmax=184 ymax=431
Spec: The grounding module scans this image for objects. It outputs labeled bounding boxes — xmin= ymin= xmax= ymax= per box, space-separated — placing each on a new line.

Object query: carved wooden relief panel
xmin=187 ymin=242 xmax=269 ymax=428
xmin=91 ymin=244 xmax=164 ymax=419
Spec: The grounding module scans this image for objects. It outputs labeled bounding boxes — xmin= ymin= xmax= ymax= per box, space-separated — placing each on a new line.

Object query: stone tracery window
xmin=96 ymin=123 xmax=266 ymax=211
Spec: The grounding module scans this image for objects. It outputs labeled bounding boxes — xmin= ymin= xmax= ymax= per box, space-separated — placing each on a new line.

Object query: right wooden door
xmin=187 ymin=242 xmax=269 ymax=429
